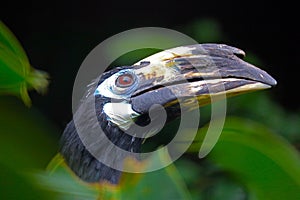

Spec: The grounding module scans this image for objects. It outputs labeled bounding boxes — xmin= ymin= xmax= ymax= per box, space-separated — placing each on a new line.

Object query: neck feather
xmin=60 ymin=95 xmax=142 ymax=184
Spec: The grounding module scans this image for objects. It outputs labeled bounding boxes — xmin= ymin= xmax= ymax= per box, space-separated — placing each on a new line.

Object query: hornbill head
xmin=60 ymin=44 xmax=276 ymax=184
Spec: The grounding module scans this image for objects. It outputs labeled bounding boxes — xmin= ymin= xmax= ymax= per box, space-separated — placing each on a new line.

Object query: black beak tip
xmin=263 ymin=72 xmax=277 ymax=87
xmin=269 ymin=77 xmax=277 ymax=86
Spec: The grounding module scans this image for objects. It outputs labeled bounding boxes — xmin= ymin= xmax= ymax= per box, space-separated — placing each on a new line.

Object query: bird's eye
xmin=116 ymin=74 xmax=135 ymax=88
xmin=109 ymin=70 xmax=138 ymax=95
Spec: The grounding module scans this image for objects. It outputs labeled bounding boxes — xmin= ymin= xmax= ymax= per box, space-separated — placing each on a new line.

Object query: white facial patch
xmin=103 ymin=102 xmax=140 ymax=130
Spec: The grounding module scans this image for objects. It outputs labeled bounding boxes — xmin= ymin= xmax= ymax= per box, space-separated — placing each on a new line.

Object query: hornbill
xmin=59 ymin=44 xmax=277 ymax=184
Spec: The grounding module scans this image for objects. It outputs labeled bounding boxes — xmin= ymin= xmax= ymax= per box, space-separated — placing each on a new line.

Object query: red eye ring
xmin=116 ymin=74 xmax=134 ymax=88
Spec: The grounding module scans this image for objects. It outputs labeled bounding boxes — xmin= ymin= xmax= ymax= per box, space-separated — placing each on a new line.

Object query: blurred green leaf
xmin=0 ymin=21 xmax=49 ymax=106
xmin=43 ymin=148 xmax=191 ymax=199
xmin=0 ymin=96 xmax=59 ymax=169
xmin=0 ymin=20 xmax=29 ymax=63
xmin=201 ymin=177 xmax=246 ymax=200
xmin=0 ymin=162 xmax=55 ymax=200
xmin=120 ymin=148 xmax=192 ymax=200
xmin=32 ymin=154 xmax=99 ymax=200
xmin=188 ymin=117 xmax=300 ymax=200
xmin=0 ymin=96 xmax=60 ymax=199
xmin=227 ymin=92 xmax=300 ymax=142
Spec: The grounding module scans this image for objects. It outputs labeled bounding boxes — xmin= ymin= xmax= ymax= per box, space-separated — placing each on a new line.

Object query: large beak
xmin=130 ymin=44 xmax=277 ymax=114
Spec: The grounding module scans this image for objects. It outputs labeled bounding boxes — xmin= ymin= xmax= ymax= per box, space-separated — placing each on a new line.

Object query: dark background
xmin=1 ymin=0 xmax=298 ymax=130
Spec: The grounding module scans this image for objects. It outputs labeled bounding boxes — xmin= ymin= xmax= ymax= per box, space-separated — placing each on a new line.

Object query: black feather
xmin=60 ymin=68 xmax=143 ymax=184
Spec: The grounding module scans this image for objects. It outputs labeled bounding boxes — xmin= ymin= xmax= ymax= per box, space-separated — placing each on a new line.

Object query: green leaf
xmin=0 ymin=96 xmax=60 ymax=199
xmin=119 ymin=148 xmax=192 ymax=200
xmin=227 ymin=92 xmax=300 ymax=142
xmin=188 ymin=117 xmax=300 ymax=200
xmin=33 ymin=154 xmax=99 ymax=200
xmin=44 ymin=148 xmax=192 ymax=199
xmin=0 ymin=162 xmax=55 ymax=200
xmin=0 ymin=97 xmax=59 ymax=169
xmin=0 ymin=21 xmax=29 ymax=65
xmin=0 ymin=21 xmax=49 ymax=106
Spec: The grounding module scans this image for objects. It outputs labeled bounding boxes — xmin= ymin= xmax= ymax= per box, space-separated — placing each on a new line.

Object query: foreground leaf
xmin=0 ymin=21 xmax=49 ymax=106
xmin=0 ymin=97 xmax=58 ymax=169
xmin=0 ymin=96 xmax=59 ymax=199
xmin=227 ymin=92 xmax=300 ymax=142
xmin=43 ymin=148 xmax=191 ymax=199
xmin=188 ymin=117 xmax=300 ymax=200
xmin=0 ymin=162 xmax=55 ymax=200
xmin=119 ymin=148 xmax=192 ymax=200
xmin=33 ymin=154 xmax=99 ymax=200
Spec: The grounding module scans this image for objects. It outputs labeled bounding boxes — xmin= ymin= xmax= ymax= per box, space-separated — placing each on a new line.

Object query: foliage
xmin=187 ymin=117 xmax=300 ymax=199
xmin=37 ymin=149 xmax=191 ymax=200
xmin=1 ymin=20 xmax=300 ymax=200
xmin=0 ymin=21 xmax=48 ymax=106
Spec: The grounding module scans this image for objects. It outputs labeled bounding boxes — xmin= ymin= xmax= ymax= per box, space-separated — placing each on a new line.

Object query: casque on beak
xmin=127 ymin=44 xmax=276 ymax=115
